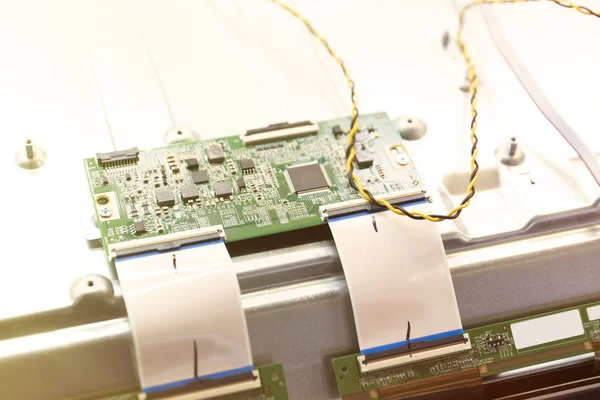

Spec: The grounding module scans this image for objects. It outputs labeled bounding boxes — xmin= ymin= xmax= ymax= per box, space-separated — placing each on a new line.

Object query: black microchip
xmin=155 ymin=188 xmax=176 ymax=207
xmin=134 ymin=221 xmax=146 ymax=235
xmin=214 ymin=182 xmax=233 ymax=198
xmin=355 ymin=150 xmax=374 ymax=168
xmin=191 ymin=170 xmax=209 ymax=184
xmin=332 ymin=124 xmax=343 ymax=136
xmin=238 ymin=159 xmax=255 ymax=172
xmin=206 ymin=145 xmax=225 ymax=163
xmin=185 ymin=158 xmax=199 ymax=169
xmin=287 ymin=163 xmax=329 ymax=194
xmin=180 ymin=184 xmax=200 ymax=202
xmin=236 ymin=179 xmax=246 ymax=190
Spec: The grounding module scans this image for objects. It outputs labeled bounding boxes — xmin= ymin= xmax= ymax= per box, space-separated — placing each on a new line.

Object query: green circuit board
xmin=333 ymin=301 xmax=600 ymax=399
xmin=94 ymin=364 xmax=289 ymax=400
xmin=84 ymin=113 xmax=425 ymax=258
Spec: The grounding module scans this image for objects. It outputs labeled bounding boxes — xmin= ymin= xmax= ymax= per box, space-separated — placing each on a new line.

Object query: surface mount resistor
xmin=167 ymin=154 xmax=180 ymax=173
xmin=227 ymin=159 xmax=237 ymax=175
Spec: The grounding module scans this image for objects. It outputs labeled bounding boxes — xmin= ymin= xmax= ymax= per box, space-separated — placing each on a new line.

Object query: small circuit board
xmin=333 ymin=301 xmax=600 ymax=399
xmin=97 ymin=363 xmax=289 ymax=400
xmin=84 ymin=113 xmax=426 ymax=259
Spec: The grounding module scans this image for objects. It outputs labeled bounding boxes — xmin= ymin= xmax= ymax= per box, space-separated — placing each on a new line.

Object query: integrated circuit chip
xmin=206 ymin=145 xmax=225 ymax=163
xmin=156 ymin=188 xmax=176 ymax=207
xmin=214 ymin=182 xmax=233 ymax=198
xmin=191 ymin=170 xmax=209 ymax=185
xmin=287 ymin=163 xmax=329 ymax=194
xmin=185 ymin=158 xmax=199 ymax=169
xmin=133 ymin=221 xmax=146 ymax=235
xmin=332 ymin=124 xmax=343 ymax=137
xmin=236 ymin=179 xmax=246 ymax=190
xmin=355 ymin=150 xmax=374 ymax=168
xmin=239 ymin=159 xmax=255 ymax=172
xmin=180 ymin=184 xmax=199 ymax=202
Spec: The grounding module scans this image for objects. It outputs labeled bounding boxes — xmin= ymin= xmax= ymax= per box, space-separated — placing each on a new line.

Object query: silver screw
xmin=25 ymin=139 xmax=36 ymax=159
xmin=442 ymin=31 xmax=450 ymax=50
xmin=99 ymin=207 xmax=112 ymax=218
xmin=497 ymin=136 xmax=525 ymax=166
xmin=396 ymin=153 xmax=411 ymax=166
xmin=508 ymin=137 xmax=518 ymax=157
xmin=16 ymin=139 xmax=46 ymax=169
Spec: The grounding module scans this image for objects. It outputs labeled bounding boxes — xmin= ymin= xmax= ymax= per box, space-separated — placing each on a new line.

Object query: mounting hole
xmin=407 ymin=119 xmax=413 ymax=124
xmin=341 ymin=366 xmax=348 ymax=374
xmin=270 ymin=373 xmax=280 ymax=382
xmin=177 ymin=130 xmax=182 ymax=135
xmin=96 ymin=195 xmax=110 ymax=206
xmin=87 ymin=281 xmax=94 ymax=287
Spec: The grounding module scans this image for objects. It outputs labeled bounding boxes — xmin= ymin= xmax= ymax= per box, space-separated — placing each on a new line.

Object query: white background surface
xmin=0 ymin=0 xmax=599 ymax=320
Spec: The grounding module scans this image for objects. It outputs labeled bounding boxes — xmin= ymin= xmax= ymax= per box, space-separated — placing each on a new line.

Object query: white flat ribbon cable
xmin=115 ymin=239 xmax=253 ymax=394
xmin=327 ymin=205 xmax=464 ymax=358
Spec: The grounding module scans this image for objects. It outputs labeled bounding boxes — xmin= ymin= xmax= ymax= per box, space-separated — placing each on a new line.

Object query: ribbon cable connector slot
xmin=358 ymin=333 xmax=472 ymax=374
xmin=140 ymin=369 xmax=261 ymax=400
xmin=108 ymin=225 xmax=224 ymax=261
xmin=319 ymin=189 xmax=426 ymax=220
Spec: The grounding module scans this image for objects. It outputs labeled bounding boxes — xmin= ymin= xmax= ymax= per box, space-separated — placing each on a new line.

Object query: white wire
xmin=481 ymin=7 xmax=600 ymax=186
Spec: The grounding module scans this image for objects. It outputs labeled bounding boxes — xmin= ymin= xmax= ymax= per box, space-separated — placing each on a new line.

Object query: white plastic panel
xmin=115 ymin=240 xmax=252 ymax=391
xmin=328 ymin=205 xmax=463 ymax=354
xmin=511 ymin=309 xmax=584 ymax=350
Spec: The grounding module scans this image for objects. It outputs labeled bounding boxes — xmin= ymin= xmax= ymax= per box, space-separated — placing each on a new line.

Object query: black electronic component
xmin=214 ymin=182 xmax=233 ymax=198
xmin=287 ymin=163 xmax=329 ymax=194
xmin=155 ymin=188 xmax=176 ymax=207
xmin=96 ymin=147 xmax=139 ymax=167
xmin=180 ymin=184 xmax=200 ymax=202
xmin=239 ymin=159 xmax=255 ymax=172
xmin=185 ymin=158 xmax=199 ymax=170
xmin=355 ymin=150 xmax=374 ymax=168
xmin=102 ymin=175 xmax=109 ymax=185
xmin=133 ymin=221 xmax=146 ymax=235
xmin=191 ymin=170 xmax=209 ymax=185
xmin=125 ymin=173 xmax=132 ymax=181
xmin=332 ymin=124 xmax=343 ymax=137
xmin=206 ymin=145 xmax=225 ymax=164
xmin=236 ymin=179 xmax=247 ymax=190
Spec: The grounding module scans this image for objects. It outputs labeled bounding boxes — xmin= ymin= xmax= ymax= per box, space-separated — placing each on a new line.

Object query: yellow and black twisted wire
xmin=271 ymin=0 xmax=599 ymax=222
